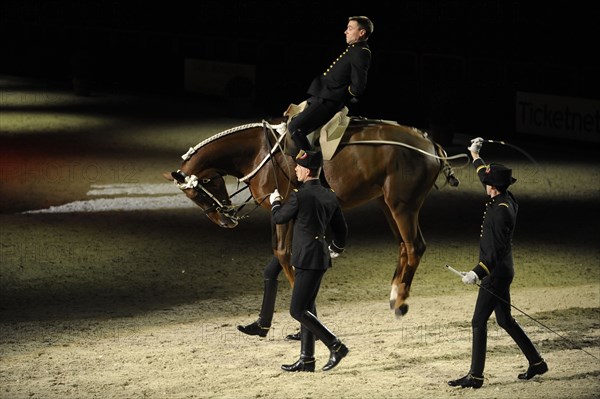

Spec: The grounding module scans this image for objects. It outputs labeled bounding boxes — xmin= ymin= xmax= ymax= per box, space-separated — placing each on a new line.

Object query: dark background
xmin=1 ymin=0 xmax=598 ymax=138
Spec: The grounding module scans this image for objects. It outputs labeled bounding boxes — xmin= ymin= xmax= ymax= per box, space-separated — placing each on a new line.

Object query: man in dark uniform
xmin=236 ymin=15 xmax=371 ymax=341
xmin=289 ymin=16 xmax=373 ymax=152
xmin=449 ymin=138 xmax=548 ymax=389
xmin=268 ymin=150 xmax=348 ymax=372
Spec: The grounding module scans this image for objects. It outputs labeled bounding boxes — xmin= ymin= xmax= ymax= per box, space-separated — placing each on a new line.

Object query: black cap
xmin=295 ymin=150 xmax=323 ymax=169
xmin=482 ymin=163 xmax=517 ymax=187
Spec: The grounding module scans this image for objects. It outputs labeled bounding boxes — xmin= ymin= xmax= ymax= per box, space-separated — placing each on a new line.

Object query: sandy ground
xmin=1 ymin=76 xmax=599 ymax=398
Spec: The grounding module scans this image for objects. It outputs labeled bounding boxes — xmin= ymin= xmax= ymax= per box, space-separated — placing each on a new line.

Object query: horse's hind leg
xmin=376 ymin=199 xmax=410 ymax=314
xmin=377 ymin=197 xmax=402 ymax=244
xmin=386 ymin=204 xmax=426 ymax=318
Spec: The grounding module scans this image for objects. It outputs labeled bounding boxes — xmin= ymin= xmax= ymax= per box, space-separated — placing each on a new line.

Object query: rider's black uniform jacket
xmin=271 ymin=180 xmax=347 ymax=271
xmin=472 ymin=158 xmax=519 ymax=282
xmin=307 ymin=41 xmax=371 ymax=105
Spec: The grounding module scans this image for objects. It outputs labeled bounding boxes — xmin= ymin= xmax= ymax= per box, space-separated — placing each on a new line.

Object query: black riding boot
xmin=237 ymin=279 xmax=278 ymax=337
xmin=504 ymin=320 xmax=548 ymax=379
xmin=258 ymin=279 xmax=278 ymax=328
xmin=299 ymin=310 xmax=348 ymax=371
xmin=291 ymin=131 xmax=311 ymax=153
xmin=448 ymin=326 xmax=486 ymax=389
xmin=286 ymin=304 xmax=318 ymax=341
xmin=470 ymin=326 xmax=487 ymax=377
xmin=281 ymin=326 xmax=316 ymax=372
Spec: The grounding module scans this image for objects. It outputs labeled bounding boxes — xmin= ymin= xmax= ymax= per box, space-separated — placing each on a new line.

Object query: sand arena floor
xmin=1 ymin=76 xmax=599 ymax=398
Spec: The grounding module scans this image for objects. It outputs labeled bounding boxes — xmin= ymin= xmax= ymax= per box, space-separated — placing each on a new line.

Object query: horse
xmin=165 ymin=117 xmax=463 ymax=316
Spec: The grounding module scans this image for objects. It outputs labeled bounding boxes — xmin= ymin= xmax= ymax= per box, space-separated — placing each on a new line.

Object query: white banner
xmin=515 ymin=92 xmax=600 ymax=143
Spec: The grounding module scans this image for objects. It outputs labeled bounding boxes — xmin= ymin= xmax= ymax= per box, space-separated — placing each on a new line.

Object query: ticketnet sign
xmin=516 ymin=92 xmax=600 ymax=143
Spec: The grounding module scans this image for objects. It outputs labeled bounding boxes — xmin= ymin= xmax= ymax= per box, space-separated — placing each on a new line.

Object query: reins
xmin=175 ymin=121 xmax=295 ymax=222
xmin=228 ymin=121 xmax=296 ymax=220
xmin=176 ymin=120 xmax=478 ymax=222
xmin=263 ymin=121 xmax=282 ymax=194
xmin=238 ymin=122 xmax=287 ymax=183
xmin=342 ymin=140 xmax=470 ymax=162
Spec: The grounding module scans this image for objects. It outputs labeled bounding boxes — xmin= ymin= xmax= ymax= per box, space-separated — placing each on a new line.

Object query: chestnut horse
xmin=166 ymin=118 xmax=462 ymax=316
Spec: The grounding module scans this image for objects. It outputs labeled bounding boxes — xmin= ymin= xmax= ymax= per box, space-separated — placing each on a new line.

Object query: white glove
xmin=467 ymin=137 xmax=484 ymax=153
xmin=329 ymin=246 xmax=340 ymax=259
xmin=269 ymin=189 xmax=281 ymax=204
xmin=462 ymin=270 xmax=480 ymax=285
xmin=328 ymin=243 xmax=344 ymax=259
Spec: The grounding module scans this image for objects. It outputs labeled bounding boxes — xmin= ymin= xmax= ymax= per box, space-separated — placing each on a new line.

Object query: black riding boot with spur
xmin=237 ymin=279 xmax=278 ymax=338
xmin=299 ymin=310 xmax=348 ymax=371
xmin=281 ymin=326 xmax=315 ymax=372
xmin=449 ymin=326 xmax=486 ymax=389
xmin=503 ymin=320 xmax=548 ymax=380
xmin=286 ymin=304 xmax=319 ymax=341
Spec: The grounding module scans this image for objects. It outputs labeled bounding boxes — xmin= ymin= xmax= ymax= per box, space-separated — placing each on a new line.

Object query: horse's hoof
xmin=394 ymin=304 xmax=409 ymax=319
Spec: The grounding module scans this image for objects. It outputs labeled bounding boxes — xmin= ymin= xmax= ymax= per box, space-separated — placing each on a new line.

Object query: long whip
xmin=445 ymin=264 xmax=599 ymax=360
xmin=476 ymin=138 xmax=552 ymax=187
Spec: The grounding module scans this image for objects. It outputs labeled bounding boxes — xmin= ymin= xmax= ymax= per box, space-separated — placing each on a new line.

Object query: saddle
xmin=282 ymin=101 xmax=350 ymax=160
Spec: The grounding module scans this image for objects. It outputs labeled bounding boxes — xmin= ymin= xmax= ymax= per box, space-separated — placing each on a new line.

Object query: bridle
xmin=172 ymin=121 xmax=291 ymax=223
xmin=173 ymin=170 xmax=242 ymax=222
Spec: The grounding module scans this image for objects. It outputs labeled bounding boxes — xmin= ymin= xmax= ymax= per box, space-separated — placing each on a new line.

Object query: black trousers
xmin=470 ymin=277 xmax=542 ymax=375
xmin=288 ymin=96 xmax=344 ymax=151
xmin=257 ymin=256 xmax=283 ymax=326
xmin=260 ymin=257 xmax=321 ymax=335
xmin=263 ymin=256 xmax=282 ymax=280
xmin=289 ymin=268 xmax=340 ymax=357
xmin=289 ymin=268 xmax=324 ymax=322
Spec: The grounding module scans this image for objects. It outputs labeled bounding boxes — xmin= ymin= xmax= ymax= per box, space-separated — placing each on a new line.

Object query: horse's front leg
xmin=274 ymin=221 xmax=294 ymax=287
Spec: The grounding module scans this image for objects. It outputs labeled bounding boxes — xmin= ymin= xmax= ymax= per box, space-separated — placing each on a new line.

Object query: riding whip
xmin=444 ymin=264 xmax=598 ymax=360
xmin=474 ymin=138 xmax=552 ymax=187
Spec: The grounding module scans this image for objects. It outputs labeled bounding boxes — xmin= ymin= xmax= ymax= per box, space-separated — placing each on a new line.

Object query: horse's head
xmin=169 ymin=169 xmax=239 ymax=228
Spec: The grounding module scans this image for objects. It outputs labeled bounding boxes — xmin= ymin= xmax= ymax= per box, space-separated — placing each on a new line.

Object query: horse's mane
xmin=180 ymin=123 xmax=266 ymax=161
xmin=195 ymin=123 xmax=265 ymax=149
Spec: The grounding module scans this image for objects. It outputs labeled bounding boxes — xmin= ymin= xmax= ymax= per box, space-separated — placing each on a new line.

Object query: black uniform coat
xmin=307 ymin=41 xmax=371 ymax=105
xmin=271 ymin=180 xmax=347 ymax=271
xmin=472 ymin=158 xmax=519 ymax=282
xmin=466 ymin=159 xmax=542 ymax=377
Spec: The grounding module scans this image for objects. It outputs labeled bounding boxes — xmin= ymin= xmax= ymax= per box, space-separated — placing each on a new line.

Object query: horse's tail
xmin=433 ymin=142 xmax=460 ymax=187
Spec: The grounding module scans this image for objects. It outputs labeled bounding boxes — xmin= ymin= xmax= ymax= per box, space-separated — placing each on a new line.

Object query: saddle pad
xmin=319 ymin=107 xmax=349 ymax=160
